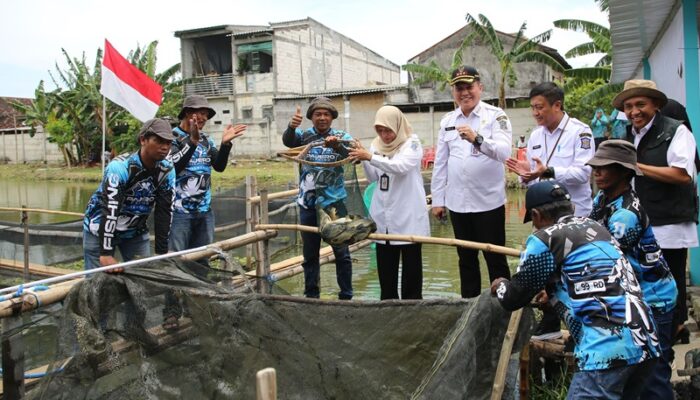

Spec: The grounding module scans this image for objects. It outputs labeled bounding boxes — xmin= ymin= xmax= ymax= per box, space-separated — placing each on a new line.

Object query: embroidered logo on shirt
xmin=580 ymin=137 xmax=591 ymax=150
xmin=496 ymin=115 xmax=509 ymax=130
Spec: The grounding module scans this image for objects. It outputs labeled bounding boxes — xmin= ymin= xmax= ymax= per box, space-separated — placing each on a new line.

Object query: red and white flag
xmin=100 ymin=39 xmax=162 ymax=122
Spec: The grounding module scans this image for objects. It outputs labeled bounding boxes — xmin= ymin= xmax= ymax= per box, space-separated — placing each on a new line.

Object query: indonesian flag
xmin=100 ymin=39 xmax=162 ymax=122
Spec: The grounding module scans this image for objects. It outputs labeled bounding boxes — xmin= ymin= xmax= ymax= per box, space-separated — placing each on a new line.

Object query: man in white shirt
xmin=430 ymin=65 xmax=513 ymax=298
xmin=506 ymin=82 xmax=595 ymax=216
xmin=505 ymin=82 xmax=595 ymax=338
xmin=613 ymin=79 xmax=698 ymax=345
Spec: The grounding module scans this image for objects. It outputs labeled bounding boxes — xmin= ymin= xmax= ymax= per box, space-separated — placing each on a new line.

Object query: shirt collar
xmin=545 ymin=113 xmax=569 ymax=135
xmin=631 ymin=114 xmax=656 ymax=136
xmin=457 ymin=102 xmax=482 ymax=119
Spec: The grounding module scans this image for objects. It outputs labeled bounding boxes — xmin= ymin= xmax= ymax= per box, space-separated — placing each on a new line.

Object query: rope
xmin=278 ymin=140 xmax=357 ymax=167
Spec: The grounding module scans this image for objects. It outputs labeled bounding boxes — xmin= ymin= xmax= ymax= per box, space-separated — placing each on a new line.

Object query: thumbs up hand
xmin=289 ymin=105 xmax=303 ymax=129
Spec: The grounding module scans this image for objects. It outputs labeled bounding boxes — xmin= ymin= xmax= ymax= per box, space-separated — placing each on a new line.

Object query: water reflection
xmin=0 ymin=177 xmax=533 ymax=300
xmin=276 ymin=190 xmax=533 ymax=300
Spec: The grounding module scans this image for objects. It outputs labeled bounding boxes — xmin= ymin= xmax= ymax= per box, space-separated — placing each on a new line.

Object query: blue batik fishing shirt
xmin=590 ymin=189 xmax=678 ymax=314
xmin=83 ymin=152 xmax=175 ymax=255
xmin=282 ymin=126 xmax=352 ymax=209
xmin=169 ymin=127 xmax=231 ymax=214
xmin=494 ymin=215 xmax=660 ymax=371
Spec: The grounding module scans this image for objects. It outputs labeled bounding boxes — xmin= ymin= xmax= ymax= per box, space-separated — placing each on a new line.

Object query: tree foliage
xmin=11 ymin=41 xmax=181 ymax=166
xmin=564 ymin=79 xmax=618 ymax=123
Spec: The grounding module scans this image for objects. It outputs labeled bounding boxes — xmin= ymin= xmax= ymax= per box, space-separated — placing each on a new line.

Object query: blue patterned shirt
xmin=590 ymin=189 xmax=677 ymax=313
xmin=495 ymin=215 xmax=660 ymax=371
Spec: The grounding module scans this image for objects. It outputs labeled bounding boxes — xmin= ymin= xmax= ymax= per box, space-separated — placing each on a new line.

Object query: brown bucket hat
xmin=306 ymin=96 xmax=338 ymax=119
xmin=586 ymin=139 xmax=642 ymax=175
xmin=137 ymin=118 xmax=177 ymax=143
xmin=178 ymin=95 xmax=216 ymax=120
xmin=612 ymin=79 xmax=668 ymax=111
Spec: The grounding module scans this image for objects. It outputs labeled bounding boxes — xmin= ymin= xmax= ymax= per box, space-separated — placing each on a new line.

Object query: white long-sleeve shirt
xmin=632 ymin=115 xmax=698 ymax=248
xmin=525 ymin=114 xmax=594 ymax=217
xmin=362 ymin=134 xmax=430 ymax=245
xmin=431 ymin=102 xmax=513 ymax=213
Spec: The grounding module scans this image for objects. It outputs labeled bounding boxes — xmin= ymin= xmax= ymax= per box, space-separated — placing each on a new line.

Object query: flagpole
xmin=101 ymin=95 xmax=106 ymax=174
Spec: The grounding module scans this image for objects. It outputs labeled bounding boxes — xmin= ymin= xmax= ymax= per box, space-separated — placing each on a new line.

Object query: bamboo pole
xmin=255 ymin=224 xmax=522 ymax=257
xmin=491 ymin=309 xmax=523 ymax=400
xmin=247 ymin=178 xmax=369 ymax=204
xmin=256 ymin=368 xmax=277 ymax=400
xmin=256 ymin=189 xmax=270 ymax=293
xmin=0 ymin=207 xmax=83 ymax=217
xmin=0 ymin=230 xmax=277 ymax=319
xmin=21 ymin=206 xmax=28 ymax=282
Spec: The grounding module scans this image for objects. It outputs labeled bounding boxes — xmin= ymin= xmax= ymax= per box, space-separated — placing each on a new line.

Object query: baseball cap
xmin=450 ymin=66 xmax=481 ymax=86
xmin=523 ymin=180 xmax=571 ymax=223
xmin=137 ymin=118 xmax=177 ymax=143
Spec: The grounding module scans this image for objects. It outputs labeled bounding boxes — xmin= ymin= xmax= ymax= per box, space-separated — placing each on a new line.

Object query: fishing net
xmin=280 ymin=141 xmax=374 ymax=246
xmin=7 ymin=259 xmax=533 ymax=399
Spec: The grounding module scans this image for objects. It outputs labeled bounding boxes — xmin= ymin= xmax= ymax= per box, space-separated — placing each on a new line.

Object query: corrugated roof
xmin=609 ymin=0 xmax=680 ymax=83
xmin=274 ymin=84 xmax=408 ymax=100
xmin=0 ymin=97 xmax=32 ymax=130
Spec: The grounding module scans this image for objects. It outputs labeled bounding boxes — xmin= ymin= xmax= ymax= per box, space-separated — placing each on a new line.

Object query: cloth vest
xmin=626 ymin=115 xmax=698 ymax=226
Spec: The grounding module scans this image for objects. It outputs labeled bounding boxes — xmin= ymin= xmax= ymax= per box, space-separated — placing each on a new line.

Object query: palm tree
xmin=552 ymin=17 xmax=620 ymax=102
xmin=463 ymin=14 xmax=566 ymax=108
xmin=403 ymin=14 xmax=566 ymax=109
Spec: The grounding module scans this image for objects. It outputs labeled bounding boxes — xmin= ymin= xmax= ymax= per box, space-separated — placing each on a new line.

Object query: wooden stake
xmin=491 ymin=309 xmax=523 ymax=400
xmin=256 ymin=368 xmax=277 ymax=400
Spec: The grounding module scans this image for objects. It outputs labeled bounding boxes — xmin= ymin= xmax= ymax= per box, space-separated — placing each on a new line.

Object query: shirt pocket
xmin=551 ymin=146 xmax=574 ymax=164
xmin=444 ymin=131 xmax=466 ymax=159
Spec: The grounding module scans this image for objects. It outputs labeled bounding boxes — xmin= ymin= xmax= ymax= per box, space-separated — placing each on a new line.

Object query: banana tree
xmin=463 ymin=13 xmax=566 ymax=108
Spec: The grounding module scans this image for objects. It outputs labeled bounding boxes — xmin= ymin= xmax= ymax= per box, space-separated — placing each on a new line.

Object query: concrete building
xmin=174 ymin=18 xmax=401 ymax=157
xmin=0 ymin=97 xmax=63 ymax=164
xmin=398 ymin=25 xmax=570 ymax=147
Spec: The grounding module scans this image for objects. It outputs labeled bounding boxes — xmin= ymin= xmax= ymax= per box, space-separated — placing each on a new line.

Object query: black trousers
xmin=376 ymin=243 xmax=423 ymax=300
xmin=449 ymin=205 xmax=510 ymax=298
xmin=663 ymin=248 xmax=688 ymax=326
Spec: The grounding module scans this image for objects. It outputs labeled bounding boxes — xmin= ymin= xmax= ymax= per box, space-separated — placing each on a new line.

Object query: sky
xmin=2 ymin=0 xmax=609 ymax=99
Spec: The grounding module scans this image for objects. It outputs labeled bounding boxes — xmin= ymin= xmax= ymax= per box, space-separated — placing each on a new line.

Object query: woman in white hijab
xmin=349 ymin=106 xmax=430 ymax=300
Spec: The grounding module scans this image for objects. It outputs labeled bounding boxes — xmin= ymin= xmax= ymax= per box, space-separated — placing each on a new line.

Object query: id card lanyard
xmin=544 ymin=116 xmax=570 ymax=165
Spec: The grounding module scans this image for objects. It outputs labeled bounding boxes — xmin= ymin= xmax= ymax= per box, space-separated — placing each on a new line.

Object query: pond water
xmin=0 ymin=177 xmax=533 ymax=299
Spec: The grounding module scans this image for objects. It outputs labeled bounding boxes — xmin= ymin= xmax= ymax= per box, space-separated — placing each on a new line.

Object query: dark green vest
xmin=626 ymin=114 xmax=698 ymax=226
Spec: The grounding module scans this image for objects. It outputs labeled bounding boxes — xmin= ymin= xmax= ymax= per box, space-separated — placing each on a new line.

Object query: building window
xmin=262 ymin=105 xmax=274 ymax=120
xmin=241 ymin=106 xmax=253 ymax=119
xmin=222 ymin=109 xmax=230 ymax=114
xmin=237 ymin=41 xmax=273 ymax=74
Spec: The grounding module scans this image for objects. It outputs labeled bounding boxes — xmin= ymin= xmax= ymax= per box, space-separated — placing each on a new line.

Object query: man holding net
xmin=282 ymin=96 xmax=354 ymax=300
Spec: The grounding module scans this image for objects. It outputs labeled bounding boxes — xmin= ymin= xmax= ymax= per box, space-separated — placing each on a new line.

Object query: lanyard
xmin=544 ymin=116 xmax=570 ymax=165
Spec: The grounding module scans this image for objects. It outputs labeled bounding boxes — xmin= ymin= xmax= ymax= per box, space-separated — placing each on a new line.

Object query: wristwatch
xmin=474 ymin=134 xmax=484 ymax=146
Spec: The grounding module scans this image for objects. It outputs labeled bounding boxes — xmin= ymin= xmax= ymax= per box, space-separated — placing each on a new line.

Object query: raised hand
xmin=186 ymin=117 xmax=200 ymax=144
xmin=289 ymin=105 xmax=303 ymax=129
xmin=222 ymin=124 xmax=247 ymax=144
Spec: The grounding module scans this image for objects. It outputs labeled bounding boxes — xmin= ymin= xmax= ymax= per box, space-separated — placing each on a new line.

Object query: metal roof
xmin=274 ymin=85 xmax=408 ymax=100
xmin=609 ymin=0 xmax=681 ymax=83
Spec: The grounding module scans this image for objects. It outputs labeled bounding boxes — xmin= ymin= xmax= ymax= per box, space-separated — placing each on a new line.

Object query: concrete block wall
xmin=0 ymin=129 xmax=64 ymax=164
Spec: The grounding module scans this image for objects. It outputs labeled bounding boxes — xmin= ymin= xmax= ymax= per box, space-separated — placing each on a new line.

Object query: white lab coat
xmin=362 ymin=134 xmax=430 ymax=245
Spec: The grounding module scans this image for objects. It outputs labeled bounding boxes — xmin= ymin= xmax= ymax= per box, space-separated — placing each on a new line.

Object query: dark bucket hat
xmin=137 ymin=118 xmax=177 ymax=143
xmin=306 ymin=96 xmax=338 ymax=119
xmin=178 ymin=95 xmax=216 ymax=120
xmin=523 ymin=180 xmax=571 ymax=223
xmin=586 ymin=139 xmax=642 ymax=176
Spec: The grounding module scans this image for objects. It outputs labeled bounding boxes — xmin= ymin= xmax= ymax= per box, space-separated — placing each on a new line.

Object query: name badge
xmin=379 ymin=173 xmax=389 ymax=191
xmin=574 ymin=279 xmax=606 ymax=295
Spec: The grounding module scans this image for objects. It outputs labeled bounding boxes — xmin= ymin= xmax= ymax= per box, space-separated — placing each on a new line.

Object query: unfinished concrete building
xmin=175 ymin=18 xmax=401 ymax=157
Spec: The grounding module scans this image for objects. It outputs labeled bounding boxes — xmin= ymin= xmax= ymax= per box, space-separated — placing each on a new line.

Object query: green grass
xmin=0 ymin=159 xmax=298 ymax=187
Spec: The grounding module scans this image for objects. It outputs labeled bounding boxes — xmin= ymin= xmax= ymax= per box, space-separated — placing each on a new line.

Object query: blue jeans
xmin=639 ymin=308 xmax=674 ymax=400
xmin=299 ymin=204 xmax=353 ymax=299
xmin=83 ymin=230 xmax=150 ymax=270
xmin=567 ymin=359 xmax=655 ymax=400
xmin=169 ymin=210 xmax=215 ymax=265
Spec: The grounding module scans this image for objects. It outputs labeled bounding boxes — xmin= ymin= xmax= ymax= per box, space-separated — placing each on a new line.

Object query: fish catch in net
xmin=279 ymin=139 xmax=376 ymax=246
xmin=17 ymin=259 xmax=533 ymax=399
